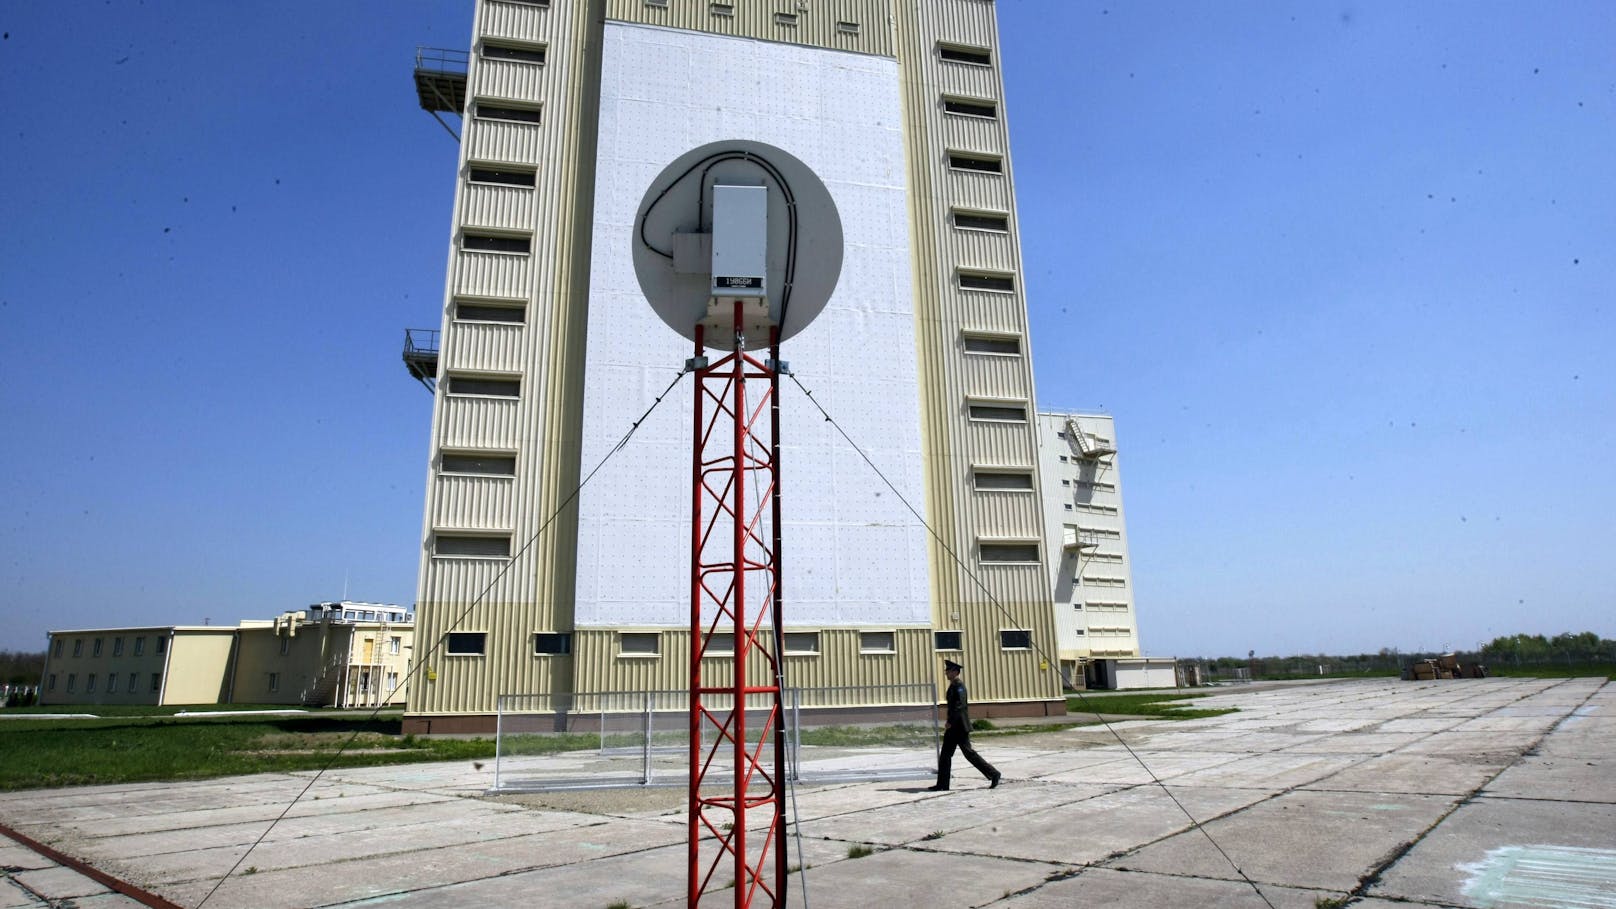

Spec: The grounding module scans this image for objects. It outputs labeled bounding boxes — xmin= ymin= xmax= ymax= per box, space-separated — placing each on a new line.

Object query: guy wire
xmin=785 ymin=372 xmax=1276 ymax=909
xmin=193 ymin=368 xmax=691 ymax=909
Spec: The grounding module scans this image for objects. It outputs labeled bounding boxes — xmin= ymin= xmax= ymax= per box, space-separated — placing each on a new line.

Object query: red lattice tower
xmin=688 ymin=312 xmax=786 ymax=908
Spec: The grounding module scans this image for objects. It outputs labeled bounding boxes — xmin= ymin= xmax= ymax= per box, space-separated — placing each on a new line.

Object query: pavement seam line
xmin=1347 ymin=677 xmax=1607 ymax=903
xmin=0 ymin=822 xmax=184 ymax=909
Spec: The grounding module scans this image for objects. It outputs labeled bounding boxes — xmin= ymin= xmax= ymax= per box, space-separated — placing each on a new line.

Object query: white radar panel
xmin=633 ymin=140 xmax=843 ymax=351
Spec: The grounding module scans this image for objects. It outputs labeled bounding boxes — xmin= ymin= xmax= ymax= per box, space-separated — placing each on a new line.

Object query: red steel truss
xmin=688 ymin=310 xmax=786 ymax=908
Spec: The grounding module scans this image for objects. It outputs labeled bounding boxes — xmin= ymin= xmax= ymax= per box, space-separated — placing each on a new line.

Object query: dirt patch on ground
xmin=492 ymin=787 xmax=691 ymax=817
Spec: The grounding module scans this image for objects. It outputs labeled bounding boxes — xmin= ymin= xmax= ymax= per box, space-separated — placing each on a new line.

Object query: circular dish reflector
xmin=633 ymin=140 xmax=843 ymax=350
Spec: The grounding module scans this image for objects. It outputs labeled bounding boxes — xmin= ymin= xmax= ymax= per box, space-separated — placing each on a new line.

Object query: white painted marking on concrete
xmin=1460 ymin=844 xmax=1616 ymax=908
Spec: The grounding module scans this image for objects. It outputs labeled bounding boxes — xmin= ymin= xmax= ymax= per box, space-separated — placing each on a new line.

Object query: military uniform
xmin=931 ymin=661 xmax=1000 ymax=791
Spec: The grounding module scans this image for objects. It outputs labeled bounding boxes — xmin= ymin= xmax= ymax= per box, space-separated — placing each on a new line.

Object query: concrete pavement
xmin=1 ymin=677 xmax=1610 ymax=908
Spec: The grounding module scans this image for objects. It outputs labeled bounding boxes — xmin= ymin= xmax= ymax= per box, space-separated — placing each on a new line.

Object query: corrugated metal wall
xmin=894 ymin=0 xmax=1061 ymax=705
xmin=572 ymin=628 xmax=937 ymax=694
xmin=604 ymin=0 xmax=894 ymax=57
xmin=413 ymin=0 xmax=606 ymax=716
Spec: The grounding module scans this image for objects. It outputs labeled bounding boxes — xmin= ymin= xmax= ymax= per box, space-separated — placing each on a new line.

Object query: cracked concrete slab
xmin=1367 ymin=798 xmax=1616 ymax=907
xmin=0 ymin=677 xmax=1606 ymax=908
xmin=997 ymin=866 xmax=1338 ymax=909
xmin=1107 ymin=789 xmax=1461 ymax=892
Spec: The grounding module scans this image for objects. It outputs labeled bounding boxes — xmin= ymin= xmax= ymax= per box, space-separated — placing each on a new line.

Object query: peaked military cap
xmin=943 ymin=659 xmax=963 ymax=672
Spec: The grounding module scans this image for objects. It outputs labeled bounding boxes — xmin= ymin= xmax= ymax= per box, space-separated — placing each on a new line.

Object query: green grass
xmin=1064 ymin=691 xmax=1235 ymax=720
xmin=847 ymin=844 xmax=874 ymax=859
xmin=1482 ymin=663 xmax=1615 ymax=681
xmin=0 ymin=713 xmax=494 ymax=791
xmin=797 ymin=723 xmax=933 ymax=748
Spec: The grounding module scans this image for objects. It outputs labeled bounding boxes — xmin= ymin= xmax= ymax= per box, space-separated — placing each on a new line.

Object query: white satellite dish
xmin=633 ymin=140 xmax=843 ymax=351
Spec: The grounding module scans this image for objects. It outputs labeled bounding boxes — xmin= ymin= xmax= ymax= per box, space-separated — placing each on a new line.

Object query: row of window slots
xmin=45 ymin=671 xmax=163 ymax=695
xmin=52 ymin=636 xmax=166 ymax=660
xmin=444 ymin=628 xmax=1035 ymax=657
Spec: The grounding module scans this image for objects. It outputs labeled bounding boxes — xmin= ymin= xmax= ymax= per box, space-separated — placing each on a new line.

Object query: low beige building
xmin=39 ymin=626 xmax=234 ymax=707
xmin=38 ymin=602 xmax=413 ymax=708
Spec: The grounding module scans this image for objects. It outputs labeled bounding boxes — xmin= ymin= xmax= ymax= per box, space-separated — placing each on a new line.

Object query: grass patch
xmin=847 ymin=844 xmax=873 ymax=859
xmin=1064 ymin=691 xmax=1235 ymax=720
xmin=1482 ymin=663 xmax=1615 ymax=681
xmin=797 ymin=724 xmax=932 ymax=748
xmin=0 ymin=713 xmax=495 ymax=791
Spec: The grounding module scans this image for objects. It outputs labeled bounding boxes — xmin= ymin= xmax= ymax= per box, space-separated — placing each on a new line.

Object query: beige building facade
xmin=39 ymin=603 xmax=413 ymax=708
xmin=407 ymin=0 xmax=1071 ymax=731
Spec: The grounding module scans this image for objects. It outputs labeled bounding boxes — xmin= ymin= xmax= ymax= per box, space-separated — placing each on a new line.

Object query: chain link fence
xmin=490 ymin=684 xmax=938 ymax=792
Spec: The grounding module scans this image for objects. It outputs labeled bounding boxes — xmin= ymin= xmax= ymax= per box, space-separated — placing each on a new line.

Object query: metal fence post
xmin=493 ymin=695 xmax=504 ymax=792
xmin=643 ymin=690 xmax=654 ymax=785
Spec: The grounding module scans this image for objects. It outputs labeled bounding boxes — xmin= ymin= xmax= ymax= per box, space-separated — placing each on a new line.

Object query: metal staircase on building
xmin=1064 ymin=417 xmax=1116 ymax=460
xmin=413 ymin=46 xmax=468 ymax=140
xmin=402 ymin=328 xmax=439 ymax=393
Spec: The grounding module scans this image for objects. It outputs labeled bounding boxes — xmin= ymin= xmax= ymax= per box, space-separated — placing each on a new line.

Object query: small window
xmin=973 ymin=470 xmax=1033 ymax=491
xmin=389 ymin=636 xmax=402 ymax=655
xmin=279 ymin=637 xmax=290 ymax=656
xmin=386 ymin=671 xmax=400 ymax=691
xmin=133 ymin=637 xmax=144 ymax=656
xmin=66 ymin=674 xmax=77 ymax=693
xmin=447 ymin=376 xmax=521 ymax=397
xmin=533 ymin=632 xmax=572 ymax=655
xmin=619 ymin=632 xmax=660 ymax=657
xmin=947 ymin=153 xmax=1002 ymax=174
xmin=958 ymin=271 xmax=1015 ymax=293
xmin=968 ymin=403 xmax=1027 ymax=423
xmin=645 ymin=0 xmax=669 ymax=7
xmin=93 ymin=638 xmax=103 ymax=657
xmin=127 ymin=672 xmax=138 ymax=691
xmin=859 ymin=631 xmax=896 ymax=653
xmin=47 ymin=674 xmax=56 ymax=691
xmin=963 ymin=334 xmax=1021 ymax=355
xmin=462 ymin=233 xmax=531 ymax=254
xmin=473 ymin=103 xmax=542 ymax=125
xmin=112 ymin=637 xmax=124 ymax=657
xmin=934 ymin=630 xmax=963 ymax=651
xmin=446 ymin=632 xmax=487 ymax=655
xmin=981 ymin=542 xmax=1039 ymax=563
xmin=709 ymin=1 xmax=734 ymax=16
xmin=441 ymin=452 xmax=517 ymax=476
xmin=773 ymin=12 xmax=797 ymax=26
xmin=1000 ymin=629 xmax=1032 ymax=649
xmin=481 ymin=42 xmax=546 ymax=65
xmin=151 ymin=672 xmax=162 ymax=692
xmin=836 ymin=20 xmax=860 ymax=35
xmin=952 ymin=211 xmax=1009 ymax=233
xmin=86 ymin=673 xmax=97 ymax=693
xmin=939 ymin=44 xmax=992 ymax=67
xmin=73 ymin=640 xmax=83 ymax=658
xmin=268 ymin=672 xmax=280 ymax=693
xmin=156 ymin=637 xmax=166 ymax=655
xmin=783 ymin=632 xmax=819 ymax=654
xmin=455 ymin=302 xmax=526 ymax=323
xmin=435 ymin=533 xmax=513 ymax=558
xmin=468 ymin=166 xmax=537 ymax=187
xmin=703 ymin=632 xmax=736 ymax=655
xmin=943 ymin=97 xmax=998 ymax=119
xmin=106 ymin=674 xmax=118 ymax=694
xmin=1065 ymin=503 xmax=1074 ymax=510
xmin=52 ymin=639 xmax=63 ymax=658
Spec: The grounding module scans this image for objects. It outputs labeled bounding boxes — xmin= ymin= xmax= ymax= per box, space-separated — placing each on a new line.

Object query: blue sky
xmin=1 ymin=2 xmax=1611 ymax=658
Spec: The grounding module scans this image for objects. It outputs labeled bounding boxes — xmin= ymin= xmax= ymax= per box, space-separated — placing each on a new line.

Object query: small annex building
xmin=38 ymin=602 xmax=414 ymax=708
